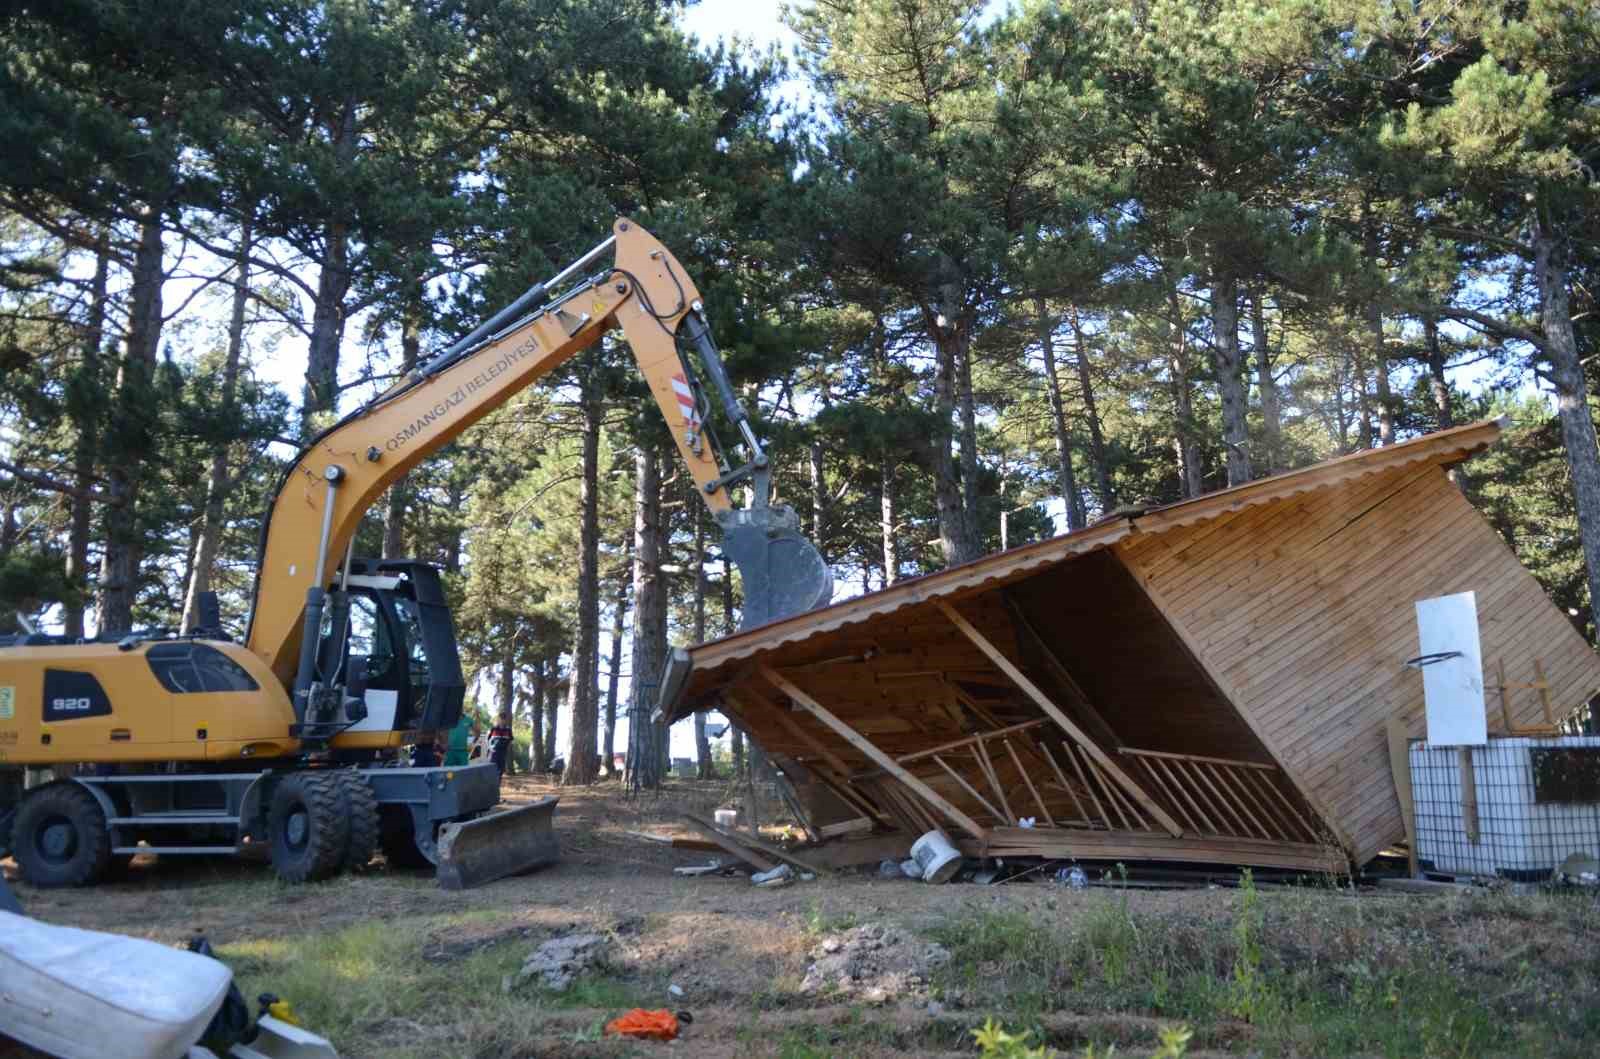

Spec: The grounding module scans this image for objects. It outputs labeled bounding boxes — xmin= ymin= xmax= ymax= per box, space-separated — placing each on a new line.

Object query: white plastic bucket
xmin=714 ymin=808 xmax=739 ymax=829
xmin=909 ymin=829 xmax=963 ymax=883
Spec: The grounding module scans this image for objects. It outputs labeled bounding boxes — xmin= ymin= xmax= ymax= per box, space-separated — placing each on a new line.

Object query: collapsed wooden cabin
xmin=660 ymin=420 xmax=1600 ymax=872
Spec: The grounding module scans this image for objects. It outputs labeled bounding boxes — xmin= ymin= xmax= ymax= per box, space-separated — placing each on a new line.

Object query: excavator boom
xmin=247 ymin=219 xmax=831 ymax=731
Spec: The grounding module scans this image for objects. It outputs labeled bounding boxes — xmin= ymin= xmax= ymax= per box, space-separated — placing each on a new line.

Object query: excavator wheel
xmin=11 ymin=781 xmax=111 ymax=888
xmin=267 ymin=772 xmax=349 ymax=884
xmin=338 ymin=770 xmax=379 ymax=872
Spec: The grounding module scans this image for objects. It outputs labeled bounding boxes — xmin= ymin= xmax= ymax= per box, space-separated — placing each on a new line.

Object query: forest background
xmin=2 ymin=0 xmax=1597 ymax=786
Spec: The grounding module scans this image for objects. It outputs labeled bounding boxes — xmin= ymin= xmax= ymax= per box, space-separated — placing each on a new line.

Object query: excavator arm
xmin=244 ymin=219 xmax=831 ymax=718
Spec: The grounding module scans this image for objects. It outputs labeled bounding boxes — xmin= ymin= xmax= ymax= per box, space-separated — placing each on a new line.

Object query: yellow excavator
xmin=0 ymin=220 xmax=832 ymax=889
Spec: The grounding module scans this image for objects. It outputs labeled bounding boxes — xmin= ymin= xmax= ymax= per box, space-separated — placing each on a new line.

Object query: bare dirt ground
xmin=7 ymin=776 xmax=1600 ymax=1058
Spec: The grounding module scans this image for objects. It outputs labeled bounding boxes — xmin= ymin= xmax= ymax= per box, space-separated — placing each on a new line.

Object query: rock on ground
xmin=800 ymin=924 xmax=950 ymax=1004
xmin=504 ymin=932 xmax=608 ymax=993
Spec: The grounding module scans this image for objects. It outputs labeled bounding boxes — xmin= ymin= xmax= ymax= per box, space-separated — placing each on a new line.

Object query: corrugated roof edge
xmin=663 ymin=418 xmax=1502 ymax=720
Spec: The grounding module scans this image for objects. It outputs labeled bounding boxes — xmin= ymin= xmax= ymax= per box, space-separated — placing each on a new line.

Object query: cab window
xmin=147 ymin=643 xmax=260 ymax=693
xmin=396 ymin=596 xmax=432 ymax=707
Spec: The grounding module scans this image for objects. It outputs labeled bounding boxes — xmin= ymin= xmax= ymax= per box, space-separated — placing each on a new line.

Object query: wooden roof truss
xmin=738 ymin=599 xmax=1337 ymax=872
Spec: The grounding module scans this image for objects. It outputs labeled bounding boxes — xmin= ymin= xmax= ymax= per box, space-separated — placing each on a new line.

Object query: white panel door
xmin=1414 ymin=591 xmax=1487 ymax=746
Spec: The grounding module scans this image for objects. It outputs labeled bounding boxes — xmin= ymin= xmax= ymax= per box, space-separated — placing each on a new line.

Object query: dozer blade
xmin=435 ymin=796 xmax=559 ymax=891
xmin=719 ymin=504 xmax=834 ymax=631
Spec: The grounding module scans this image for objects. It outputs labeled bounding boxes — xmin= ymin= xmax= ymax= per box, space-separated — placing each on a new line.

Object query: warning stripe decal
xmin=671 ymin=373 xmax=701 ymax=428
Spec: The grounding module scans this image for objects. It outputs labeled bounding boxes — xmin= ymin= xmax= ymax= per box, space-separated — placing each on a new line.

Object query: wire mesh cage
xmin=1411 ymin=736 xmax=1600 ymax=880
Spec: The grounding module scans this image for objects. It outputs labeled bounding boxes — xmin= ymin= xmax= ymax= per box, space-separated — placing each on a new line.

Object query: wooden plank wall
xmin=1118 ymin=462 xmax=1600 ymax=863
xmin=1006 ymin=553 xmax=1275 ymax=762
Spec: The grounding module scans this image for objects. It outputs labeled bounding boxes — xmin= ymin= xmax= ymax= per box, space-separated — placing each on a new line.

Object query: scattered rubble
xmin=503 ymin=932 xmax=608 ymax=993
xmin=752 ymin=863 xmax=793 ymax=887
xmin=799 ymin=924 xmax=950 ymax=1002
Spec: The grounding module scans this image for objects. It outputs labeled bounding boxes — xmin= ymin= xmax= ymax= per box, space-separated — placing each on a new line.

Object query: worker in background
xmin=488 ymin=712 xmax=513 ymax=775
xmin=444 ymin=713 xmax=474 ymax=767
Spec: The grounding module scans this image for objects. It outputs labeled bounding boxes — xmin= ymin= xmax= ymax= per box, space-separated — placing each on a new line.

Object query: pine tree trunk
xmin=1210 ymin=272 xmax=1252 ymax=487
xmin=99 ymin=196 xmax=167 ymax=633
xmin=957 ymin=334 xmax=981 ymax=542
xmin=1364 ymin=217 xmax=1395 ymax=447
xmin=541 ymin=668 xmax=558 ymax=771
xmin=181 ymin=221 xmax=251 ymax=632
xmin=497 ymin=641 xmax=516 ymax=729
xmin=1069 ymin=308 xmax=1114 ymax=512
xmin=1369 ymin=303 xmax=1394 ymax=446
xmin=692 ymin=502 xmax=713 ymax=779
xmin=302 ymin=223 xmax=349 ymax=434
xmin=880 ymin=453 xmax=898 ymax=585
xmin=1353 ymin=344 xmax=1373 ymax=449
xmin=64 ymin=232 xmax=109 ymax=639
xmin=603 ymin=551 xmax=626 ymax=776
xmin=625 ymin=446 xmax=668 ymax=790
xmin=1251 ymin=288 xmax=1283 ymax=475
xmin=929 ymin=305 xmax=978 ymax=564
xmin=1036 ymin=297 xmax=1084 ymax=531
xmin=808 ymin=438 xmax=828 ymax=552
xmin=745 ymin=738 xmax=768 ymax=836
xmin=1168 ymin=287 xmax=1204 ymax=498
xmin=561 ymin=377 xmax=604 ymax=786
xmin=299 ymin=105 xmax=357 ymax=436
xmin=530 ymin=658 xmax=545 ymax=772
xmin=1534 ymin=217 xmax=1600 ymax=640
xmin=1424 ymin=316 xmax=1453 ymax=430
xmin=383 ymin=284 xmax=424 ymax=559
xmin=1424 ymin=316 xmax=1465 ymax=491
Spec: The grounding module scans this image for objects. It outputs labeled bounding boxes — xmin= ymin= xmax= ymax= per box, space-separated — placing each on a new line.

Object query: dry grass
xmin=8 ymin=780 xmax=1599 ymax=1057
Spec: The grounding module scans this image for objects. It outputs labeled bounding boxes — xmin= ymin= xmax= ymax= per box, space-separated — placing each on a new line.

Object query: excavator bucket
xmin=434 ymin=796 xmax=559 ymax=891
xmin=719 ymin=505 xmax=834 ymax=631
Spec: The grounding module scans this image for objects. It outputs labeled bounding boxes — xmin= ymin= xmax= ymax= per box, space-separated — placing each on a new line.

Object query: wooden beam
xmin=973 ymin=741 xmax=1015 ymax=823
xmin=727 ymin=688 xmax=892 ymax=826
xmin=1006 ymin=739 xmax=1055 ymax=827
xmin=1002 ymin=592 xmax=1122 ymax=749
xmin=1459 ymin=748 xmax=1480 ymax=845
xmin=1085 ymin=753 xmax=1135 ymax=830
xmin=818 ymin=817 xmax=873 ymax=839
xmin=1156 ymin=756 xmax=1217 ymax=833
xmin=1534 ymin=658 xmax=1555 ymax=726
xmin=1247 ymin=769 xmax=1316 ymax=843
xmin=937 ymin=601 xmax=1184 ymax=837
xmin=1191 ymin=762 xmax=1252 ymax=837
xmin=682 ymin=813 xmax=827 ymax=875
xmin=1119 ymin=747 xmax=1277 ymax=771
xmin=727 ymin=688 xmax=849 ymax=778
xmin=1384 ymin=713 xmax=1419 ymax=876
xmin=969 ymin=827 xmax=1347 ymax=874
xmin=898 ymin=718 xmax=1052 ymax=766
xmin=678 ymin=814 xmax=777 ymax=872
xmin=1037 ymin=740 xmax=1092 ymax=825
xmin=1132 ymin=756 xmax=1198 ymax=833
xmin=1209 ymin=763 xmax=1275 ymax=841
xmin=759 ymin=665 xmax=988 ymax=841
xmin=933 ymin=754 xmax=1009 ymax=824
xmin=1062 ymin=737 xmax=1109 ymax=827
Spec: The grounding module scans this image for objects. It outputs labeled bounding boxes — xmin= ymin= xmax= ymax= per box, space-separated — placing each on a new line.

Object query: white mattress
xmin=0 ymin=911 xmax=232 ymax=1059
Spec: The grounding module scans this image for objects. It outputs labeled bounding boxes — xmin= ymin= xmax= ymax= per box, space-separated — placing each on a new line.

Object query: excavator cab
xmin=315 ymin=559 xmax=465 ymax=750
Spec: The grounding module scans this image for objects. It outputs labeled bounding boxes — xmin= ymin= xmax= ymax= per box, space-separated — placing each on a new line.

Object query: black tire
xmin=339 ymin=771 xmax=379 ymax=872
xmin=12 ymin=782 xmax=111 ymax=888
xmin=0 ymin=806 xmax=16 ymax=859
xmin=378 ymin=804 xmax=432 ymax=868
xmin=267 ymin=772 xmax=349 ymax=884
